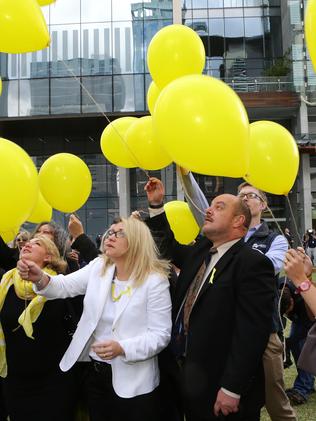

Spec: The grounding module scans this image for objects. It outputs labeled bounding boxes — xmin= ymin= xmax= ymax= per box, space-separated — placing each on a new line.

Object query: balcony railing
xmin=220 ymin=76 xmax=295 ymax=93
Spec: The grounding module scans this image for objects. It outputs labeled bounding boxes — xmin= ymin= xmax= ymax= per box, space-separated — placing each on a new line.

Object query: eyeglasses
xmin=238 ymin=192 xmax=264 ymax=202
xmin=104 ymin=229 xmax=126 ymax=239
xmin=16 ymin=237 xmax=28 ymax=242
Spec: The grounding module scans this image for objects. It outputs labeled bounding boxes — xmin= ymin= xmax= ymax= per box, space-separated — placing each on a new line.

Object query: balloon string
xmin=266 ymin=205 xmax=285 ymax=236
xmin=266 ymin=200 xmax=303 ymax=248
xmin=60 ymin=60 xmax=150 ymax=180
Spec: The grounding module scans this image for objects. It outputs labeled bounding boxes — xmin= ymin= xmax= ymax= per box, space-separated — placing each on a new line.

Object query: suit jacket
xmin=35 ymin=257 xmax=172 ymax=398
xmin=147 ymin=212 xmax=276 ymax=419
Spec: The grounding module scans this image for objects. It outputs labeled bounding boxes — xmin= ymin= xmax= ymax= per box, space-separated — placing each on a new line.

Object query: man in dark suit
xmin=145 ymin=178 xmax=276 ymax=421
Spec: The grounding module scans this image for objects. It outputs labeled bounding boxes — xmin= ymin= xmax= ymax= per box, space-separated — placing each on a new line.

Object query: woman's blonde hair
xmin=101 ymin=216 xmax=170 ymax=286
xmin=33 ymin=235 xmax=67 ymax=274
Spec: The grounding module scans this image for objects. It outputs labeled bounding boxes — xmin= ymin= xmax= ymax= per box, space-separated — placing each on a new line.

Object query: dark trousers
xmin=3 ymin=369 xmax=77 ymax=421
xmin=87 ymin=360 xmax=160 ymax=421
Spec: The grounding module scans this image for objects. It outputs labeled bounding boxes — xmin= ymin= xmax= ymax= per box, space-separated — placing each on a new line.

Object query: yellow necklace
xmin=111 ymin=281 xmax=131 ymax=302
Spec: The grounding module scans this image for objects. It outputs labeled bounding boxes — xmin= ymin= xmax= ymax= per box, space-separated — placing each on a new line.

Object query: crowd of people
xmin=0 ymin=177 xmax=315 ymax=421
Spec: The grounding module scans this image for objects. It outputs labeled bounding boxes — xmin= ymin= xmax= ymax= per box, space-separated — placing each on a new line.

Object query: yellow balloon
xmin=0 ymin=138 xmax=39 ymax=231
xmin=27 ymin=191 xmax=52 ymax=223
xmin=125 ymin=116 xmax=172 ymax=170
xmin=305 ymin=0 xmax=316 ymax=72
xmin=100 ymin=117 xmax=138 ymax=168
xmin=0 ymin=0 xmax=50 ymax=53
xmin=37 ymin=0 xmax=55 ymax=5
xmin=39 ymin=153 xmax=92 ymax=213
xmin=0 ymin=227 xmax=19 ymax=243
xmin=0 ymin=78 xmax=2 ymax=96
xmin=147 ymin=82 xmax=161 ymax=115
xmin=164 ymin=201 xmax=200 ymax=245
xmin=244 ymin=121 xmax=299 ymax=195
xmin=153 ymin=74 xmax=249 ymax=177
xmin=147 ymin=24 xmax=205 ymax=89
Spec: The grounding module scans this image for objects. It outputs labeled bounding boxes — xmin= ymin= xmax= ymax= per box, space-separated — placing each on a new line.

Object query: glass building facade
xmin=0 ymin=0 xmax=296 ymax=237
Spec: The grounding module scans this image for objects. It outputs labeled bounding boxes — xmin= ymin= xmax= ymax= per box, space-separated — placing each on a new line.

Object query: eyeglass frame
xmin=16 ymin=237 xmax=29 ymax=242
xmin=104 ymin=229 xmax=126 ymax=240
xmin=237 ymin=192 xmax=264 ymax=202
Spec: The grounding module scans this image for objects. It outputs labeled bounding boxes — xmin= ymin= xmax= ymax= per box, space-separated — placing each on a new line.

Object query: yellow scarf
xmin=0 ymin=267 xmax=56 ymax=377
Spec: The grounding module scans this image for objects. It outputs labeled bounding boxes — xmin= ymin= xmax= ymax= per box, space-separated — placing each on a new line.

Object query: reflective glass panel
xmin=50 ymin=0 xmax=80 ymax=24
xmin=50 ymin=77 xmax=80 ymax=114
xmin=50 ymin=24 xmax=81 ymax=77
xmin=264 ymin=16 xmax=282 ymax=58
xmin=245 ymin=17 xmax=264 ymax=59
xmin=208 ymin=0 xmax=223 ymax=7
xmin=114 ymin=74 xmax=144 ymax=112
xmin=22 ymin=79 xmax=49 ymax=116
xmin=112 ymin=21 xmax=134 ymax=74
xmin=224 ymin=18 xmax=245 ymax=58
xmin=81 ymin=75 xmax=113 ymax=113
xmin=209 ymin=18 xmax=224 ymax=58
xmin=192 ymin=0 xmax=208 ymax=7
xmin=224 ymin=0 xmax=244 ymax=6
xmin=5 ymin=80 xmax=19 ymax=117
xmin=81 ymin=23 xmax=113 ymax=76
xmin=81 ymin=0 xmax=111 ymax=23
xmin=113 ymin=0 xmax=136 ymax=21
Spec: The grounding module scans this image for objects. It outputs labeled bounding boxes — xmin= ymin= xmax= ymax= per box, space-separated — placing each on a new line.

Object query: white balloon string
xmin=266 ymin=205 xmax=285 ymax=237
xmin=61 ymin=60 xmax=150 ymax=179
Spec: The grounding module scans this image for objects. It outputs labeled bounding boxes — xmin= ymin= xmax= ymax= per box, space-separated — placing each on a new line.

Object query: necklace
xmin=111 ymin=280 xmax=131 ymax=302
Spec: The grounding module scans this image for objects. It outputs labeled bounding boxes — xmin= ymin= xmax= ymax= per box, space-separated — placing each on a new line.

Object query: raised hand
xmin=68 ymin=214 xmax=84 ymax=240
xmin=144 ymin=177 xmax=165 ymax=206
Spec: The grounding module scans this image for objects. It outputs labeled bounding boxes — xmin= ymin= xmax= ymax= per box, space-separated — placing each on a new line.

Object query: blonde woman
xmin=0 ymin=236 xmax=78 ymax=421
xmin=18 ymin=216 xmax=172 ymax=421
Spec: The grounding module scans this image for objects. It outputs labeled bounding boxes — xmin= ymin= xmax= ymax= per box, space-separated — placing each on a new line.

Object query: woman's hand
xmin=91 ymin=340 xmax=125 ymax=360
xmin=284 ymin=248 xmax=310 ymax=287
xmin=17 ymin=259 xmax=43 ymax=283
xmin=144 ymin=177 xmax=165 ymax=206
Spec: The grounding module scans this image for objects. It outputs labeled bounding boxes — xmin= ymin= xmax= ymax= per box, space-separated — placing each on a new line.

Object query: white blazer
xmin=36 ymin=257 xmax=172 ymax=398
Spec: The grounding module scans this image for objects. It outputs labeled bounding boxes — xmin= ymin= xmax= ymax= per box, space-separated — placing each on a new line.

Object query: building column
xmin=297 ymin=101 xmax=312 ymax=233
xmin=118 ymin=167 xmax=130 ymax=218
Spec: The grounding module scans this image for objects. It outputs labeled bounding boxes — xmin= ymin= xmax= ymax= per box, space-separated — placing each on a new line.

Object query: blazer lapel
xmin=92 ymin=264 xmax=114 ymax=324
xmin=196 ymin=239 xmax=245 ymax=303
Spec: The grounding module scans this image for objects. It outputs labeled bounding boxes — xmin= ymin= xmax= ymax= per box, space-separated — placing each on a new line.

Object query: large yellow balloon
xmin=164 ymin=201 xmax=200 ymax=245
xmin=125 ymin=116 xmax=172 ymax=170
xmin=27 ymin=191 xmax=52 ymax=223
xmin=153 ymin=74 xmax=249 ymax=177
xmin=100 ymin=117 xmax=138 ymax=168
xmin=0 ymin=227 xmax=19 ymax=244
xmin=39 ymin=153 xmax=92 ymax=213
xmin=305 ymin=0 xmax=316 ymax=72
xmin=0 ymin=0 xmax=50 ymax=53
xmin=147 ymin=24 xmax=205 ymax=89
xmin=37 ymin=0 xmax=55 ymax=5
xmin=0 ymin=138 xmax=39 ymax=231
xmin=244 ymin=121 xmax=299 ymax=195
xmin=147 ymin=82 xmax=161 ymax=115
